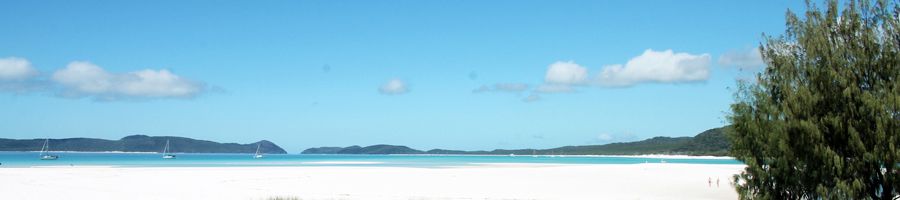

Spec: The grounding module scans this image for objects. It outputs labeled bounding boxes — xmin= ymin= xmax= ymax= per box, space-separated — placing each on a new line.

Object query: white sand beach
xmin=0 ymin=163 xmax=744 ymax=200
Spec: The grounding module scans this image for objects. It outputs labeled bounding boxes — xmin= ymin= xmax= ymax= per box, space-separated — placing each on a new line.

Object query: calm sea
xmin=0 ymin=152 xmax=742 ymax=168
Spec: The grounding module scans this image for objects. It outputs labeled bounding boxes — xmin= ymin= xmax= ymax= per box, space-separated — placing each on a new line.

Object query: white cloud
xmin=718 ymin=48 xmax=764 ymax=69
xmin=597 ymin=133 xmax=613 ymax=141
xmin=533 ymin=61 xmax=588 ymax=95
xmin=478 ymin=49 xmax=711 ymax=102
xmin=544 ymin=61 xmax=588 ymax=85
xmin=523 ymin=93 xmax=541 ymax=102
xmin=534 ymin=84 xmax=574 ymax=93
xmin=473 ymin=83 xmax=529 ymax=93
xmin=52 ymin=62 xmax=114 ymax=94
xmin=494 ymin=83 xmax=528 ymax=92
xmin=51 ymin=61 xmax=204 ymax=100
xmin=593 ymin=132 xmax=639 ymax=144
xmin=119 ymin=69 xmax=204 ymax=97
xmin=378 ymin=78 xmax=408 ymax=95
xmin=0 ymin=57 xmax=38 ymax=81
xmin=597 ymin=49 xmax=711 ymax=87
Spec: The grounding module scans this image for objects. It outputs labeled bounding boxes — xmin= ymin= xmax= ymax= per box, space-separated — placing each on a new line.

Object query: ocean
xmin=0 ymin=152 xmax=742 ymax=168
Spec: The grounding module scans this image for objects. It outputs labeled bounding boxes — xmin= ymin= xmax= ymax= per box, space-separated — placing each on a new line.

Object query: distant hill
xmin=674 ymin=127 xmax=731 ymax=155
xmin=301 ymin=127 xmax=732 ymax=156
xmin=0 ymin=135 xmax=288 ymax=154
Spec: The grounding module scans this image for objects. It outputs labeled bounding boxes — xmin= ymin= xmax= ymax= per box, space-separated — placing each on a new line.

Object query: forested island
xmin=303 ymin=127 xmax=730 ymax=156
xmin=1 ymin=127 xmax=728 ymax=156
xmin=0 ymin=135 xmax=287 ymax=154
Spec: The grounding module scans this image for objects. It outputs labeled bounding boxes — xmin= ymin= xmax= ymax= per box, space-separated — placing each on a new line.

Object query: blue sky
xmin=0 ymin=1 xmax=805 ymax=152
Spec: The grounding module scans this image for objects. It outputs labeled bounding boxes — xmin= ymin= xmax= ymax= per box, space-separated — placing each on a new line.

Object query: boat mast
xmin=40 ymin=139 xmax=48 ymax=156
xmin=255 ymin=143 xmax=261 ymax=155
xmin=163 ymin=140 xmax=169 ymax=154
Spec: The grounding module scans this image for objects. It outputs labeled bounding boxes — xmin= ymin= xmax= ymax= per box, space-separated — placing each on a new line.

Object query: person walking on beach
xmin=708 ymin=177 xmax=712 ymax=187
xmin=716 ymin=177 xmax=720 ymax=188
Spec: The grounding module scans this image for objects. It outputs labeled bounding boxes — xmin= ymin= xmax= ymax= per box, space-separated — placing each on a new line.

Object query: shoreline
xmin=1 ymin=163 xmax=744 ymax=200
xmin=2 ymin=151 xmax=276 ymax=154
xmin=597 ymin=154 xmax=735 ymax=159
xmin=250 ymin=152 xmax=736 ymax=159
xmin=4 ymin=151 xmax=734 ymax=159
xmin=4 ymin=151 xmax=166 ymax=154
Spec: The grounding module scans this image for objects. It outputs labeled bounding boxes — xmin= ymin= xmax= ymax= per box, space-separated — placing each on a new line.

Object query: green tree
xmin=728 ymin=0 xmax=900 ymax=199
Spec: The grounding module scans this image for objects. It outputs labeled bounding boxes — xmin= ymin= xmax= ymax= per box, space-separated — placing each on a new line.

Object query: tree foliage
xmin=729 ymin=0 xmax=900 ymax=199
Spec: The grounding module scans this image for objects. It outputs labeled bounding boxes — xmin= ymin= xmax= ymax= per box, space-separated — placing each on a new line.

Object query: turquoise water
xmin=0 ymin=152 xmax=741 ymax=168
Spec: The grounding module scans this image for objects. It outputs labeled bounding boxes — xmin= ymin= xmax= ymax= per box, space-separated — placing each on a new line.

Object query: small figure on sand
xmin=716 ymin=177 xmax=720 ymax=187
xmin=708 ymin=177 xmax=712 ymax=187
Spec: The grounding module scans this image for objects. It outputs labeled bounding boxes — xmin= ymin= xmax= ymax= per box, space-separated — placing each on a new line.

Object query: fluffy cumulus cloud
xmin=718 ymin=48 xmax=764 ymax=69
xmin=0 ymin=57 xmax=45 ymax=92
xmin=597 ymin=49 xmax=711 ymax=87
xmin=0 ymin=57 xmax=38 ymax=81
xmin=467 ymin=49 xmax=716 ymax=102
xmin=533 ymin=61 xmax=588 ymax=93
xmin=544 ymin=61 xmax=588 ymax=85
xmin=473 ymin=83 xmax=529 ymax=93
xmin=378 ymin=78 xmax=408 ymax=95
xmin=51 ymin=61 xmax=204 ymax=100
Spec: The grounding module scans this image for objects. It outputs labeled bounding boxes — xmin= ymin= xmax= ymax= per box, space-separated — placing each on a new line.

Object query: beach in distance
xmin=0 ymin=144 xmax=744 ymax=199
xmin=0 ymin=162 xmax=743 ymax=200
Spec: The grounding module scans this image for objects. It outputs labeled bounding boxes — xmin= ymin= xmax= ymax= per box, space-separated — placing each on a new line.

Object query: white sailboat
xmin=162 ymin=140 xmax=176 ymax=159
xmin=253 ymin=143 xmax=264 ymax=159
xmin=39 ymin=139 xmax=59 ymax=160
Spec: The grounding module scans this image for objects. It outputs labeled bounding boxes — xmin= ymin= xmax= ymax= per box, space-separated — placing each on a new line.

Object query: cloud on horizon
xmin=593 ymin=132 xmax=639 ymax=144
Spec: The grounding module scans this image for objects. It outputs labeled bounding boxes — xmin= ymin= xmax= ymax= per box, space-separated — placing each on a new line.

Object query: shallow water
xmin=0 ymin=152 xmax=741 ymax=168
